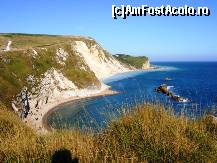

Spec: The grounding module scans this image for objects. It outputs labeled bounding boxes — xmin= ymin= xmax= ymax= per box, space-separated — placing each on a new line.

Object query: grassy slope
xmin=1 ymin=103 xmax=217 ymax=162
xmin=114 ymin=54 xmax=149 ymax=69
xmin=0 ymin=34 xmax=100 ymax=108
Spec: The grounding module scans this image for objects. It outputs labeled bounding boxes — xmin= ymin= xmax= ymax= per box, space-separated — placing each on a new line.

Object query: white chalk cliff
xmin=74 ymin=41 xmax=130 ymax=79
xmin=11 ymin=37 xmax=132 ymax=117
xmin=142 ymin=59 xmax=150 ymax=69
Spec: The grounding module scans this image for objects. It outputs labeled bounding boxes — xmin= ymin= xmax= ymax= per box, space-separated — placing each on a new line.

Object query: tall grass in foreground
xmin=1 ymin=102 xmax=217 ymax=162
xmin=96 ymin=104 xmax=217 ymax=162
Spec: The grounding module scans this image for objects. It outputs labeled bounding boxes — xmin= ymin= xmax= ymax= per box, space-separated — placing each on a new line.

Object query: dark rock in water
xmin=155 ymin=84 xmax=188 ymax=103
xmin=155 ymin=84 xmax=168 ymax=94
xmin=167 ymin=91 xmax=173 ymax=97
xmin=173 ymin=96 xmax=188 ymax=103
xmin=173 ymin=95 xmax=184 ymax=102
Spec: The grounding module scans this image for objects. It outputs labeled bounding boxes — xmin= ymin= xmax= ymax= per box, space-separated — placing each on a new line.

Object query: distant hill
xmin=113 ymin=54 xmax=150 ymax=69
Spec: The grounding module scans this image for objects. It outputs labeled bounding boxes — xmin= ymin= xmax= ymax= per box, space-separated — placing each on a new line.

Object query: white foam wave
xmin=167 ymin=86 xmax=174 ymax=90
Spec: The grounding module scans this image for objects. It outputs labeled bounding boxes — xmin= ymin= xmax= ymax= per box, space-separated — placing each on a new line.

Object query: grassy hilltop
xmin=0 ymin=33 xmax=91 ymax=49
xmin=114 ymin=54 xmax=149 ymax=69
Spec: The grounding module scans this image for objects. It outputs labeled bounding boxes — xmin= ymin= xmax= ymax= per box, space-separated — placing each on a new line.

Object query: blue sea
xmin=48 ymin=62 xmax=217 ymax=131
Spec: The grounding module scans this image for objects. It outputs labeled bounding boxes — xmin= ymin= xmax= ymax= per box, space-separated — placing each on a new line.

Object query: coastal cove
xmin=42 ymin=89 xmax=119 ymax=132
xmin=47 ymin=62 xmax=217 ymax=132
xmin=42 ymin=69 xmax=155 ymax=132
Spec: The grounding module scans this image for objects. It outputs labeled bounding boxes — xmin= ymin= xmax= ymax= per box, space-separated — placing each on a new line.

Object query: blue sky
xmin=0 ymin=0 xmax=216 ymax=61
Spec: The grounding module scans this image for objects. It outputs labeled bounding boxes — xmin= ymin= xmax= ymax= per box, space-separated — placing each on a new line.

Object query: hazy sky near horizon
xmin=0 ymin=0 xmax=216 ymax=61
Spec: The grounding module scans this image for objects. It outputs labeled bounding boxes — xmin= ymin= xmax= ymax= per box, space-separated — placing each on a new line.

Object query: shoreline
xmin=102 ymin=66 xmax=159 ymax=83
xmin=42 ymin=89 xmax=119 ymax=132
xmin=26 ymin=67 xmax=159 ymax=133
xmin=25 ymin=88 xmax=119 ymax=133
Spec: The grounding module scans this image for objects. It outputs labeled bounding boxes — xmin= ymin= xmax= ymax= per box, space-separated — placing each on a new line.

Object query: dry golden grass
xmin=97 ymin=104 xmax=217 ymax=162
xmin=1 ymin=102 xmax=217 ymax=162
xmin=0 ymin=102 xmax=96 ymax=162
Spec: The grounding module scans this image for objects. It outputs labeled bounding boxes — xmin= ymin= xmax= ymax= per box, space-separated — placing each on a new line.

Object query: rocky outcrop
xmin=12 ymin=87 xmax=30 ymax=119
xmin=25 ymin=68 xmax=109 ymax=114
xmin=4 ymin=41 xmax=12 ymax=51
xmin=155 ymin=84 xmax=169 ymax=95
xmin=155 ymin=84 xmax=189 ymax=103
xmin=55 ymin=48 xmax=69 ymax=65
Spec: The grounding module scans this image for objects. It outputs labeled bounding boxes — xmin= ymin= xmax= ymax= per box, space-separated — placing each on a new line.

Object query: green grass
xmin=114 ymin=54 xmax=149 ymax=69
xmin=61 ymin=44 xmax=99 ymax=88
xmin=1 ymin=102 xmax=217 ymax=162
xmin=0 ymin=33 xmax=95 ymax=50
xmin=0 ymin=50 xmax=33 ymax=106
xmin=0 ymin=33 xmax=68 ymax=49
xmin=0 ymin=35 xmax=100 ymax=107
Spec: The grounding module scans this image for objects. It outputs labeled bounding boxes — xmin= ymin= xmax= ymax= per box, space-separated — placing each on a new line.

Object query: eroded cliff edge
xmin=0 ymin=34 xmax=151 ymax=131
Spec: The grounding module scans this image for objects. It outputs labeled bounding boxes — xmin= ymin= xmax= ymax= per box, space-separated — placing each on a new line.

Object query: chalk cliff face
xmin=0 ymin=34 xmax=132 ymax=117
xmin=74 ymin=41 xmax=130 ymax=79
xmin=142 ymin=59 xmax=150 ymax=69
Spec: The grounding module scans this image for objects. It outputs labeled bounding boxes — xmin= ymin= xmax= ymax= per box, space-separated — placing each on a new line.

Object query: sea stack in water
xmin=155 ymin=84 xmax=188 ymax=103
